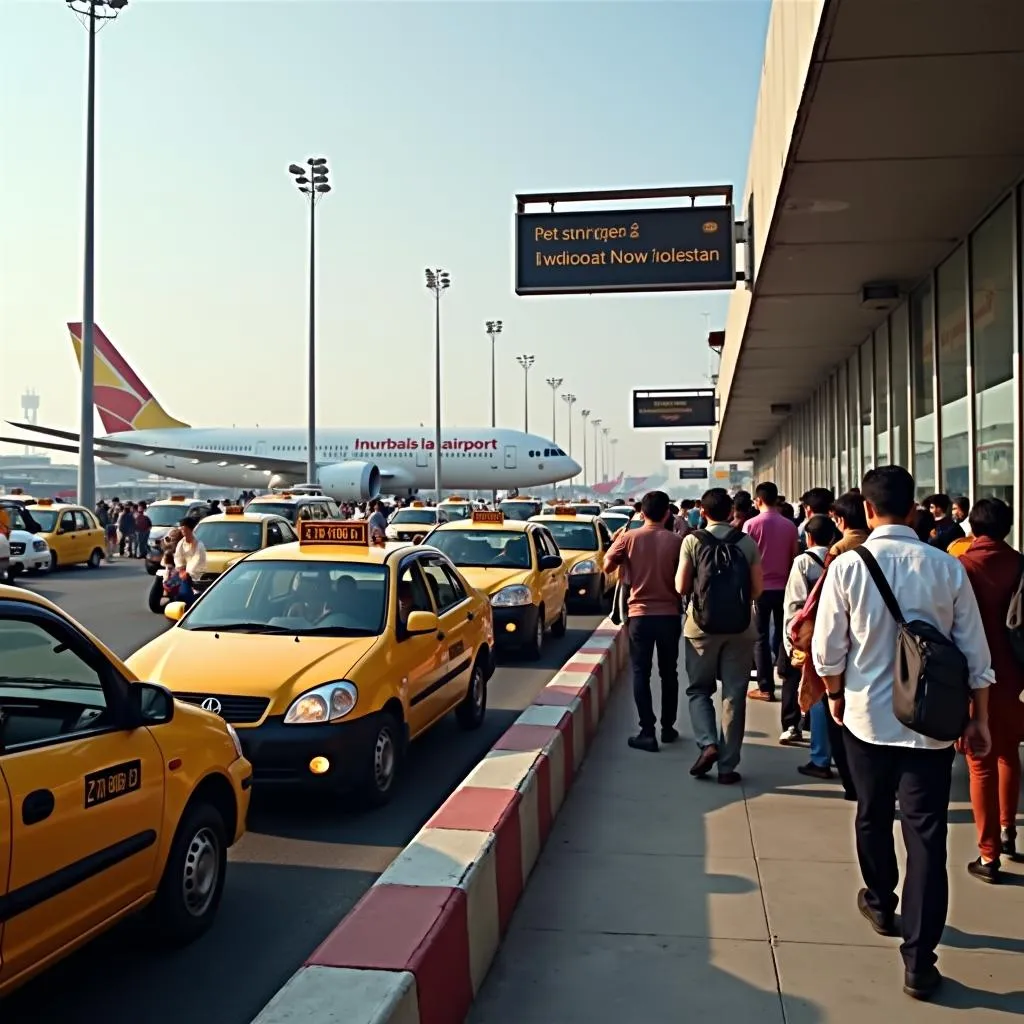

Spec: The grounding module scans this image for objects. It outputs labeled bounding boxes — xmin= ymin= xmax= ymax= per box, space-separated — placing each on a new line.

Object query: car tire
xmin=48 ymin=551 xmax=58 ymax=572
xmin=145 ymin=800 xmax=228 ymax=947
xmin=146 ymin=563 xmax=158 ymax=576
xmin=88 ymin=548 xmax=103 ymax=569
xmin=455 ymin=657 xmax=487 ymax=730
xmin=523 ymin=606 xmax=544 ymax=661
xmin=358 ymin=712 xmax=402 ymax=808
xmin=551 ymin=601 xmax=568 ymax=638
xmin=148 ymin=577 xmax=166 ymax=614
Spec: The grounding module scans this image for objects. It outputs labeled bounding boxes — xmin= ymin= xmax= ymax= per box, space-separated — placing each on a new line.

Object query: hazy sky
xmin=1 ymin=0 xmax=770 ymax=478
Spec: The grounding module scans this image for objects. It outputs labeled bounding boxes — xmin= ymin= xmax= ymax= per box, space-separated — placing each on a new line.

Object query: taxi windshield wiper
xmin=296 ymin=626 xmax=377 ymax=637
xmin=186 ymin=622 xmax=294 ymax=634
xmin=0 ymin=676 xmax=104 ymax=689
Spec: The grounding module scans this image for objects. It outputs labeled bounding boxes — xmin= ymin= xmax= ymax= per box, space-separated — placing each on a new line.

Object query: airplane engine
xmin=316 ymin=461 xmax=382 ymax=502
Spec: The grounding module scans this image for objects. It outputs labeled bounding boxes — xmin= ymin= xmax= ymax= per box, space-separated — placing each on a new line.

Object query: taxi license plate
xmin=84 ymin=759 xmax=142 ymax=808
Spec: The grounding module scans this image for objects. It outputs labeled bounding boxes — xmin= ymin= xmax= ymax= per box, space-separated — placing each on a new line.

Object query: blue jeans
xmin=809 ymin=699 xmax=831 ymax=768
xmin=178 ymin=576 xmax=196 ymax=605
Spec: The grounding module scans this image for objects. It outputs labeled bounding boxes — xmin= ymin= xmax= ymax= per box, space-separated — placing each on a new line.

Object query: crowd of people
xmin=604 ymin=469 xmax=1023 ymax=1001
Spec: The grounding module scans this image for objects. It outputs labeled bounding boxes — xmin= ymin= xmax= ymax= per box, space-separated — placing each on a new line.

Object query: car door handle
xmin=23 ymin=789 xmax=55 ymax=826
xmin=466 ymin=611 xmax=475 ymax=621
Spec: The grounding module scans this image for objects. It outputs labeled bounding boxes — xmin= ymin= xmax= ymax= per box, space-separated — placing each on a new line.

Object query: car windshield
xmin=600 ymin=514 xmax=629 ymax=532
xmin=392 ymin=509 xmax=436 ymax=525
xmin=498 ymin=501 xmax=539 ymax=521
xmin=148 ymin=506 xmax=190 ymax=527
xmin=573 ymin=504 xmax=601 ymax=516
xmin=180 ymin=560 xmax=388 ymax=636
xmin=428 ymin=529 xmax=532 ymax=569
xmin=440 ymin=503 xmax=472 ymax=520
xmin=29 ymin=510 xmax=58 ymax=531
xmin=194 ymin=521 xmax=262 ymax=552
xmin=543 ymin=520 xmax=598 ymax=551
xmin=2 ymin=506 xmax=35 ymax=532
xmin=244 ymin=502 xmax=299 ymax=523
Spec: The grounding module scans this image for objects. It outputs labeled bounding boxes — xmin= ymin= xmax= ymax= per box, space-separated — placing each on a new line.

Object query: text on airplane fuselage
xmin=354 ymin=437 xmax=499 ymax=452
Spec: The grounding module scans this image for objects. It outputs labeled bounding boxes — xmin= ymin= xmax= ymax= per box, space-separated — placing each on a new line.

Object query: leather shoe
xmin=689 ymin=745 xmax=719 ymax=777
xmin=857 ymin=888 xmax=898 ymax=937
xmin=903 ymin=966 xmax=942 ymax=1000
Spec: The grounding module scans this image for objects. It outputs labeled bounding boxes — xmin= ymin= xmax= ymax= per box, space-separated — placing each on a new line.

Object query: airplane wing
xmin=0 ymin=436 xmax=129 ymax=459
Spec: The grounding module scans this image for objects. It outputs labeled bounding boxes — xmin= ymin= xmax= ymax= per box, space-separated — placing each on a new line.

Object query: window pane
xmin=911 ymin=280 xmax=936 ymax=496
xmin=828 ymin=375 xmax=838 ymax=489
xmin=860 ymin=338 xmax=873 ymax=473
xmin=890 ymin=303 xmax=910 ymax=469
xmin=937 ymin=247 xmax=968 ymax=494
xmin=837 ymin=362 xmax=848 ymax=491
xmin=874 ymin=323 xmax=889 ymax=464
xmin=972 ymin=199 xmax=1014 ymax=503
xmin=848 ymin=352 xmax=860 ymax=482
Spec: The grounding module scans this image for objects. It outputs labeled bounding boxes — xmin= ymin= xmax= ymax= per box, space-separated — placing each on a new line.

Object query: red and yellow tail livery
xmin=67 ymin=322 xmax=190 ymax=434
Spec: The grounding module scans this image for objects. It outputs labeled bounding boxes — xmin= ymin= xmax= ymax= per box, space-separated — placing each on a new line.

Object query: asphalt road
xmin=2 ymin=559 xmax=603 ymax=1024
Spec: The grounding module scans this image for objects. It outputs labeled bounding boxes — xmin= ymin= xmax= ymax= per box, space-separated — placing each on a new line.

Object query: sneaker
xmin=779 ymin=726 xmax=803 ymax=745
xmin=660 ymin=726 xmax=680 ymax=744
xmin=967 ymin=857 xmax=1001 ymax=884
xmin=628 ymin=732 xmax=659 ymax=753
xmin=797 ymin=761 xmax=834 ymax=780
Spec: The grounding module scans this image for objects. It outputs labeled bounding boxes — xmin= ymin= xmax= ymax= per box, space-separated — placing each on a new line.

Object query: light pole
xmin=602 ymin=427 xmax=611 ymax=483
xmin=580 ymin=409 xmax=590 ymax=489
xmin=485 ymin=320 xmax=503 ymax=429
xmin=610 ymin=437 xmax=618 ymax=479
xmin=516 ymin=355 xmax=535 ymax=431
xmin=69 ymin=0 xmax=128 ymax=510
xmin=288 ymin=157 xmax=331 ymax=486
xmin=545 ymin=378 xmax=563 ymax=441
xmin=561 ymin=393 xmax=576 ymax=459
xmin=591 ymin=418 xmax=603 ymax=486
xmin=425 ymin=268 xmax=451 ymax=500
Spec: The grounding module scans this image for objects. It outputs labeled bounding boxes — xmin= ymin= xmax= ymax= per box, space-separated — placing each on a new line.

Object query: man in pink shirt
xmin=742 ymin=481 xmax=798 ymax=701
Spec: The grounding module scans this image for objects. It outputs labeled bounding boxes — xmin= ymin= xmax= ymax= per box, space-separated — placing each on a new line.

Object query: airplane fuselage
xmin=104 ymin=425 xmax=579 ymax=493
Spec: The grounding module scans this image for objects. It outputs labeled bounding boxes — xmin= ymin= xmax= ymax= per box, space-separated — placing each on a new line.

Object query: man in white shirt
xmin=174 ymin=516 xmax=208 ymax=605
xmin=812 ymin=466 xmax=992 ymax=1002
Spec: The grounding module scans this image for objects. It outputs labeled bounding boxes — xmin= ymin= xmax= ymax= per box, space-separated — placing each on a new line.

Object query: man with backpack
xmin=675 ymin=487 xmax=763 ymax=784
xmin=812 ymin=466 xmax=993 ymax=1001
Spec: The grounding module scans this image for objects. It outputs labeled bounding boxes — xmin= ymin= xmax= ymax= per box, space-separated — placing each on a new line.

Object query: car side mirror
xmin=127 ymin=681 xmax=175 ymax=727
xmin=412 ymin=534 xmax=425 ymax=545
xmin=164 ymin=601 xmax=187 ymax=622
xmin=405 ymin=610 xmax=440 ymax=636
xmin=539 ymin=554 xmax=563 ymax=570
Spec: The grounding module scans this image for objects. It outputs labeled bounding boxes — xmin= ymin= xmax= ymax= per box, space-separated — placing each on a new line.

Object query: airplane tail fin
xmin=67 ymin=323 xmax=190 ymax=434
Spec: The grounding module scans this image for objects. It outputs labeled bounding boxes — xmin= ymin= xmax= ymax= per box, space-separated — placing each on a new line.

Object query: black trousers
xmin=823 ymin=697 xmax=856 ymax=799
xmin=843 ymin=730 xmax=955 ymax=974
xmin=627 ymin=614 xmax=681 ymax=734
xmin=753 ymin=590 xmax=785 ymax=691
xmin=775 ymin=645 xmax=801 ymax=730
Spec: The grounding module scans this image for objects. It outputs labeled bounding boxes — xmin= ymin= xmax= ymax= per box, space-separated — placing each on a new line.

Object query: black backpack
xmin=856 ymin=547 xmax=970 ymax=742
xmin=1005 ymin=554 xmax=1024 ymax=666
xmin=690 ymin=529 xmax=752 ymax=635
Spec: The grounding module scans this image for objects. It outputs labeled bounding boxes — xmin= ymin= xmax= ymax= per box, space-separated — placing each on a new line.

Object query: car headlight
xmin=225 ymin=722 xmax=244 ymax=761
xmin=491 ymin=585 xmax=533 ymax=607
xmin=385 ymin=529 xmax=398 ymax=539
xmin=284 ymin=680 xmax=358 ymax=724
xmin=33 ymin=540 xmax=48 ymax=552
xmin=570 ymin=559 xmax=597 ymax=575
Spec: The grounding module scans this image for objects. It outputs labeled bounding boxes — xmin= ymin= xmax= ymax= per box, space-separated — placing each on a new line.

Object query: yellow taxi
xmin=126 ymin=520 xmax=495 ymax=807
xmin=386 ymin=501 xmax=447 ymax=542
xmin=0 ymin=584 xmax=251 ymax=996
xmin=192 ymin=507 xmax=298 ymax=590
xmin=530 ymin=506 xmax=617 ymax=612
xmin=423 ymin=510 xmax=568 ymax=659
xmin=436 ymin=496 xmax=474 ymax=522
xmin=25 ymin=499 xmax=106 ymax=570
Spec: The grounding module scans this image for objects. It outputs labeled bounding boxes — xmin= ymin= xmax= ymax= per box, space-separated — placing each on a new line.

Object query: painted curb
xmin=252 ymin=617 xmax=627 ymax=1024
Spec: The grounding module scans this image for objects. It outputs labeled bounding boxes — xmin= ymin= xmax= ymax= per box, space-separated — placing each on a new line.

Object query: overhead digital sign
xmin=634 ymin=390 xmax=716 ymax=429
xmin=665 ymin=442 xmax=709 ymax=461
xmin=516 ymin=206 xmax=736 ymax=295
xmin=679 ymin=467 xmax=708 ymax=480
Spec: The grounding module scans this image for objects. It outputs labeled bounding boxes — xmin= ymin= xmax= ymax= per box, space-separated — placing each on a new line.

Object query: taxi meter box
xmin=422 ymin=509 xmax=568 ymax=659
xmin=530 ymin=506 xmax=617 ymax=612
xmin=0 ymin=585 xmax=251 ymax=997
xmin=127 ymin=518 xmax=495 ymax=807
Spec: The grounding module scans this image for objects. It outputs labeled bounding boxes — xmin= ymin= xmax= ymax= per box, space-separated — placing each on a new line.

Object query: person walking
xmin=812 ymin=466 xmax=993 ymax=1001
xmin=743 ymin=481 xmax=799 ymax=701
xmin=675 ymin=488 xmax=762 ymax=784
xmin=604 ymin=490 xmax=683 ymax=753
xmin=956 ymin=497 xmax=1024 ymax=879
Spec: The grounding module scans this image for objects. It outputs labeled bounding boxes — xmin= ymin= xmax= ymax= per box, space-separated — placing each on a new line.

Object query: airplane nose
xmin=565 ymin=457 xmax=582 ymax=476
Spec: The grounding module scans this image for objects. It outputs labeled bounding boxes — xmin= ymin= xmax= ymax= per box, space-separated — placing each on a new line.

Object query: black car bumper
xmin=567 ymin=570 xmax=603 ymax=606
xmin=492 ymin=603 xmax=540 ymax=648
xmin=236 ymin=711 xmax=393 ymax=791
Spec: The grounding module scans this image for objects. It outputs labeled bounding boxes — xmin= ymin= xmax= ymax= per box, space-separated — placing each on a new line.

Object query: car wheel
xmin=551 ymin=600 xmax=568 ymax=638
xmin=145 ymin=800 xmax=227 ymax=947
xmin=148 ymin=577 xmax=166 ymax=614
xmin=359 ymin=712 xmax=401 ymax=808
xmin=523 ymin=606 xmax=544 ymax=661
xmin=455 ymin=658 xmax=487 ymax=730
xmin=88 ymin=548 xmax=103 ymax=569
xmin=48 ymin=551 xmax=58 ymax=572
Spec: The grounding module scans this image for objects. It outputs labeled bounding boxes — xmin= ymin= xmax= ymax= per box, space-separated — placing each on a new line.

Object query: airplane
xmin=1 ymin=323 xmax=581 ymax=501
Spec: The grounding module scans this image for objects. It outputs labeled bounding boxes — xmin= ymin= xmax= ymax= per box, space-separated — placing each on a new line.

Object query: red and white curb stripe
xmin=252 ymin=618 xmax=627 ymax=1024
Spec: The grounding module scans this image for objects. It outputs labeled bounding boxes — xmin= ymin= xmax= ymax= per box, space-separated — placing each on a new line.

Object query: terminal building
xmin=713 ymin=0 xmax=1024 ymax=533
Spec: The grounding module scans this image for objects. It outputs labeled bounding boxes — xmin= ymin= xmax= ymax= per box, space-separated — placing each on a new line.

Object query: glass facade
xmin=751 ymin=179 xmax=1021 ymax=535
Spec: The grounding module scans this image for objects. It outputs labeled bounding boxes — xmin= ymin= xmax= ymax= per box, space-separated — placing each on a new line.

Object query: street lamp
xmin=610 ymin=437 xmax=618 ymax=479
xmin=425 ymin=268 xmax=451 ymax=500
xmin=580 ymin=409 xmax=590 ymax=489
xmin=288 ymin=157 xmax=332 ymax=486
xmin=516 ymin=354 xmax=535 ymax=431
xmin=485 ymin=320 xmax=503 ymax=429
xmin=561 ymin=393 xmax=576 ymax=460
xmin=68 ymin=0 xmax=129 ymax=510
xmin=602 ymin=427 xmax=611 ymax=483
xmin=591 ymin=418 xmax=603 ymax=487
xmin=545 ymin=378 xmax=563 ymax=441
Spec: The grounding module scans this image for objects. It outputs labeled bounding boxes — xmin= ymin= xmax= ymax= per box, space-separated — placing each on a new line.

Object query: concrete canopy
xmin=714 ymin=0 xmax=1024 ymax=462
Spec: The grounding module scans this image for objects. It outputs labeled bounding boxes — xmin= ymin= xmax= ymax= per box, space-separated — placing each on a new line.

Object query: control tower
xmin=21 ymin=389 xmax=39 ymax=455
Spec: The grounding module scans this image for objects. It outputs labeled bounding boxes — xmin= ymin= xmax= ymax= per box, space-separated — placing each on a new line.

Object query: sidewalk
xmin=470 ymin=653 xmax=1024 ymax=1022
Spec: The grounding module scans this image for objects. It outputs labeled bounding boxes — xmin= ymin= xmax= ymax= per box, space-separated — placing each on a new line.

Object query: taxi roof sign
xmin=35 ymin=498 xmax=54 ymax=506
xmin=224 ymin=505 xmax=243 ymax=515
xmin=552 ymin=505 xmax=576 ymax=515
xmin=299 ymin=520 xmax=368 ymax=546
xmin=410 ymin=500 xmax=424 ymax=507
xmin=472 ymin=509 xmax=504 ymax=524
xmin=169 ymin=495 xmax=187 ymax=501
